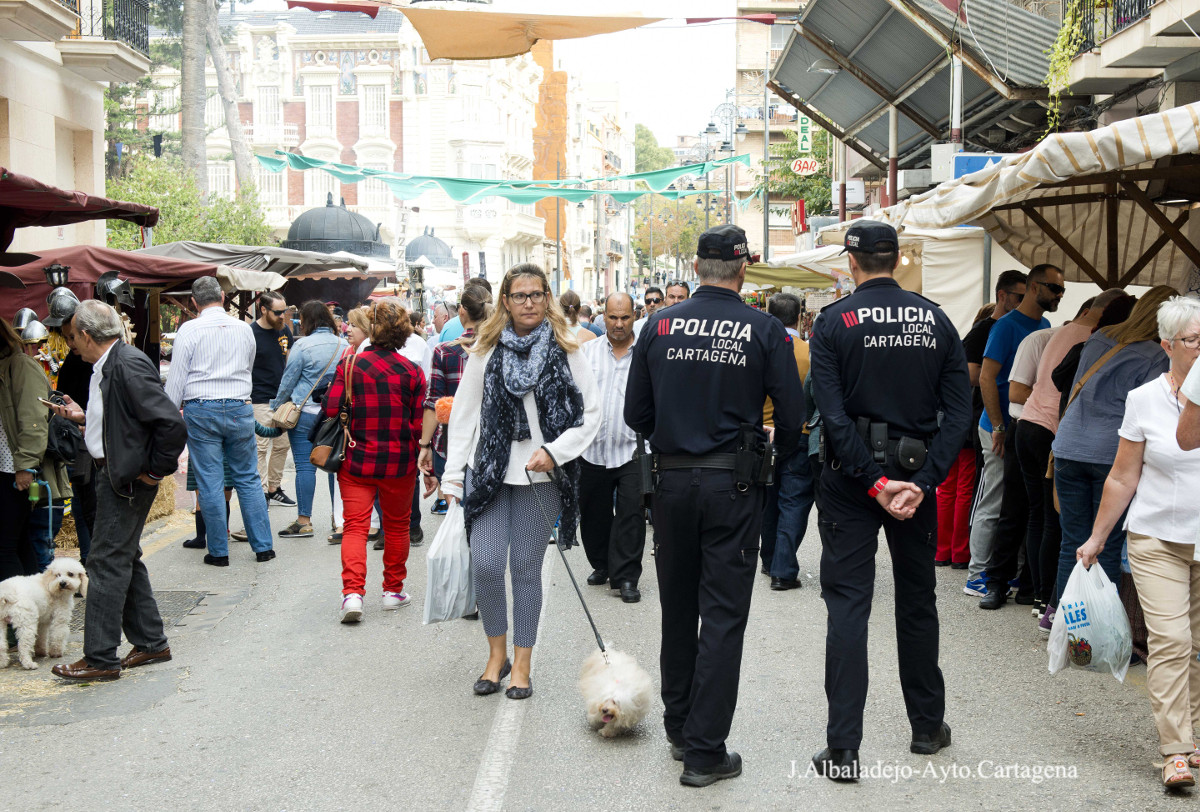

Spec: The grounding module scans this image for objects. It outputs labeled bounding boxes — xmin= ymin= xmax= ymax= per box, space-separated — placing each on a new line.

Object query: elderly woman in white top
xmin=1077 ymin=295 xmax=1200 ymax=789
xmin=443 ymin=263 xmax=600 ymax=700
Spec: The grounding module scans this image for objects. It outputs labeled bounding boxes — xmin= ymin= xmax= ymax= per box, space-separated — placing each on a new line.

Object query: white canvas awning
xmin=833 ymin=102 xmax=1200 ymax=291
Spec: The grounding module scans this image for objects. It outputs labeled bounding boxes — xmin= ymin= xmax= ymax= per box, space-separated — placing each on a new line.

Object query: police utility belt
xmin=635 ymin=425 xmax=776 ymax=494
xmin=819 ymin=418 xmax=927 ymax=473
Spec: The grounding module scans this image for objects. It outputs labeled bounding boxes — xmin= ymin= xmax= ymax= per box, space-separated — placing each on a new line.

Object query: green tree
xmin=634 ymin=124 xmax=674 ymax=174
xmin=631 ymin=194 xmax=706 ymax=276
xmin=106 ymin=157 xmax=273 ymax=249
xmin=752 ymin=127 xmax=832 ymax=217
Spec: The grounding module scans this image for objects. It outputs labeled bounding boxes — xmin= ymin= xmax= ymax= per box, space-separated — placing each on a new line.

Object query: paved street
xmin=0 ymin=470 xmax=1184 ymax=811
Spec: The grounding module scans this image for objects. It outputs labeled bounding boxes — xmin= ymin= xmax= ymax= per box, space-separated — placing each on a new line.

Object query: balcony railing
xmin=243 ymin=122 xmax=300 ymax=147
xmin=1065 ymin=0 xmax=1154 ymax=54
xmin=67 ymin=0 xmax=148 ymax=55
xmin=604 ymin=150 xmax=622 ymax=171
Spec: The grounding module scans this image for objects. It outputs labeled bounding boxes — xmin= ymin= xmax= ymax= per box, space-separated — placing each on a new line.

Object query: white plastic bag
xmin=1048 ymin=561 xmax=1133 ymax=682
xmin=422 ymin=502 xmax=476 ymax=625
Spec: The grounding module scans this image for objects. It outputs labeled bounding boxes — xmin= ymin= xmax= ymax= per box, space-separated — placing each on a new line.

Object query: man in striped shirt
xmin=578 ymin=292 xmax=646 ymax=603
xmin=165 ymin=277 xmax=275 ymax=567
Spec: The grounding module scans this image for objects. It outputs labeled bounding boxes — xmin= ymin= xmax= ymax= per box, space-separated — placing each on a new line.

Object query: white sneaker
xmin=381 ymin=591 xmax=411 ymax=610
xmin=340 ymin=593 xmax=364 ymax=623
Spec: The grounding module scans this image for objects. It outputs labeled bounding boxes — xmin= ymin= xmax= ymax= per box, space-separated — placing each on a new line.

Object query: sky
xmin=537 ymin=1 xmax=738 ymax=150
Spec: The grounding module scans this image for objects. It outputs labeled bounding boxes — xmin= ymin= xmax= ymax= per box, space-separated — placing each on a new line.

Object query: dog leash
xmin=525 ymin=467 xmax=608 ymax=662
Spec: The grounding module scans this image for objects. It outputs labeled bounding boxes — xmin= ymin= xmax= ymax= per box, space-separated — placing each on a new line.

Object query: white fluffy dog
xmin=0 ymin=558 xmax=88 ymax=670
xmin=579 ymin=648 xmax=654 ymax=738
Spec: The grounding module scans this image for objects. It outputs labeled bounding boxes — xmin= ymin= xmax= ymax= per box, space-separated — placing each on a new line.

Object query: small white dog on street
xmin=0 ymin=558 xmax=88 ymax=670
xmin=579 ymin=648 xmax=654 ymax=738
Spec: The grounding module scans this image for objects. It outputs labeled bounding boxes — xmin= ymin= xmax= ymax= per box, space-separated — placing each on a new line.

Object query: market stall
xmin=821 ymin=102 xmax=1200 ymax=296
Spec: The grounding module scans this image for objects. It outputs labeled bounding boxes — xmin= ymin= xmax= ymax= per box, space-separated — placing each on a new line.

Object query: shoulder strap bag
xmin=1047 ymin=341 xmax=1128 ymax=512
xmin=272 ymin=342 xmax=339 ymax=430
xmin=310 ymin=354 xmax=354 ymax=473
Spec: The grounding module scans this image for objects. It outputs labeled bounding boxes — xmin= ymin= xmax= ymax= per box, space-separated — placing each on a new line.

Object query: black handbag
xmin=310 ymin=356 xmax=354 ymax=474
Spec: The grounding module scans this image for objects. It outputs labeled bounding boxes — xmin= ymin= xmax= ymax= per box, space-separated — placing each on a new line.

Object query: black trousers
xmin=819 ymin=464 xmax=944 ymax=750
xmin=0 ymin=471 xmax=36 ymax=581
xmin=578 ymin=459 xmax=645 ymax=586
xmin=1014 ymin=420 xmax=1062 ymax=605
xmin=986 ymin=422 xmax=1033 ymax=594
xmin=68 ymin=469 xmax=97 ymax=564
xmin=653 ymin=468 xmax=762 ymax=769
xmin=83 ymin=474 xmax=168 ymax=670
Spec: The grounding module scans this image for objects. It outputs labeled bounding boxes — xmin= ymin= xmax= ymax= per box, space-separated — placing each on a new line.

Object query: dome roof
xmin=282 ymin=194 xmax=390 ymax=259
xmin=405 ymin=227 xmax=457 ymax=268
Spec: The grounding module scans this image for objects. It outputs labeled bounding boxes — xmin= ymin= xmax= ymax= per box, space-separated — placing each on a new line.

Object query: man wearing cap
xmin=625 ymin=224 xmax=804 ymax=788
xmin=807 ymin=221 xmax=971 ymax=780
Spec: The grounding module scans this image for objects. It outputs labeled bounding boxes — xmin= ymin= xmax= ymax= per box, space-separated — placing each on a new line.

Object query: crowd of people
xmin=6 ymin=224 xmax=1200 ymax=790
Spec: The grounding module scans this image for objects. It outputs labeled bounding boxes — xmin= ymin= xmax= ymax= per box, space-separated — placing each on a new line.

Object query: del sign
xmin=790 ymin=157 xmax=822 ymax=176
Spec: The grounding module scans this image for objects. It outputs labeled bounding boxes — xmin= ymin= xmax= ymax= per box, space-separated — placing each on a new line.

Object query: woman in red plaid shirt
xmin=324 ymin=298 xmax=426 ymax=623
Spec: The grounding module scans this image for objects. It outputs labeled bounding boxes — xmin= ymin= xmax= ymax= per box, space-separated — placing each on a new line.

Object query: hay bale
xmin=56 ymin=513 xmax=78 ymax=550
xmin=148 ymin=475 xmax=176 ymax=523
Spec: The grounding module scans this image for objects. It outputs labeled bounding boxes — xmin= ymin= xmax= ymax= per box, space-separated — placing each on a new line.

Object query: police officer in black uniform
xmin=808 ymin=220 xmax=971 ymax=781
xmin=625 ymin=224 xmax=804 ymax=788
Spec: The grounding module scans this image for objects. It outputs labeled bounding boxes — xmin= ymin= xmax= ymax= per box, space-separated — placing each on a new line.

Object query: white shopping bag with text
xmin=1048 ymin=561 xmax=1132 ymax=682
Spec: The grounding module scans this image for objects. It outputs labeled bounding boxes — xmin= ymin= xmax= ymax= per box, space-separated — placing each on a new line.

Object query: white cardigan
xmin=442 ymin=344 xmax=601 ymax=499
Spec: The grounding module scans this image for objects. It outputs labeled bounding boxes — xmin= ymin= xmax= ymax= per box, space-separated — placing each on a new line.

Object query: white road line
xmin=466 ymin=547 xmax=557 ymax=812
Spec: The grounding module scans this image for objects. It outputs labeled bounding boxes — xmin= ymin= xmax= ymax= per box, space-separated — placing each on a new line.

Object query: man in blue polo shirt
xmin=977 ymin=263 xmax=1064 ymax=609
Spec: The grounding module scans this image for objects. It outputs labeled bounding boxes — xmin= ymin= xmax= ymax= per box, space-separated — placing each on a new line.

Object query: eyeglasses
xmin=506 ymin=291 xmax=547 ymax=305
xmin=644 ymin=296 xmax=663 ymax=305
xmin=1175 ymin=334 xmax=1200 ymax=349
xmin=1040 ymin=282 xmax=1066 ymax=296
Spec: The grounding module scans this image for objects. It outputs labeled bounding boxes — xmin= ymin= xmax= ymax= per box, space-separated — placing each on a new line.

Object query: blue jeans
xmin=1054 ymin=457 xmax=1125 ymax=599
xmin=184 ymin=400 xmax=273 ymax=556
xmin=760 ymin=449 xmax=816 ymax=580
xmin=288 ymin=410 xmax=334 ymax=520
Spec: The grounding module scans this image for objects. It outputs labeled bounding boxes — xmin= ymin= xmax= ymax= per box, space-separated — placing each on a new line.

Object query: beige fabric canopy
xmin=401 ymin=7 xmax=663 ymax=60
xmin=843 ymin=102 xmax=1200 ymax=291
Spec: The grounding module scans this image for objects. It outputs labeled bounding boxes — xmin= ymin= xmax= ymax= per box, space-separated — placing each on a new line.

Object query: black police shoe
xmin=680 ymin=752 xmax=742 ymax=788
xmin=911 ymin=723 xmax=951 ymax=755
xmin=586 ymin=569 xmax=609 ymax=586
xmin=812 ymin=747 xmax=859 ymax=782
xmin=979 ymin=589 xmax=1007 ymax=610
xmin=618 ymin=581 xmax=641 ymax=603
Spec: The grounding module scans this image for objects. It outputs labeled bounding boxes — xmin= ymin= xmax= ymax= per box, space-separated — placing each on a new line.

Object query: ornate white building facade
xmin=143 ymin=7 xmax=546 ymax=282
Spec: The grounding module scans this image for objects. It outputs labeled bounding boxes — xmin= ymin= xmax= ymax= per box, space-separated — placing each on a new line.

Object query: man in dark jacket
xmin=48 ymin=300 xmax=187 ymax=682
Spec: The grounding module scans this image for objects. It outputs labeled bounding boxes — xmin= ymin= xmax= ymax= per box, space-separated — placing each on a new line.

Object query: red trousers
xmin=338 ymin=469 xmax=415 ymax=595
xmin=936 ymin=447 xmax=976 ymax=564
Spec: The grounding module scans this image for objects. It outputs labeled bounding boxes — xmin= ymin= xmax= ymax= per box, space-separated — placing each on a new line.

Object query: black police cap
xmin=697 ymin=225 xmax=750 ymax=261
xmin=841 ymin=220 xmax=899 ymax=254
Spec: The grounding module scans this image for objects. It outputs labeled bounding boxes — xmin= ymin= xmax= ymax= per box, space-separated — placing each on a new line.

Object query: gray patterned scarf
xmin=464 ymin=320 xmax=585 ymax=545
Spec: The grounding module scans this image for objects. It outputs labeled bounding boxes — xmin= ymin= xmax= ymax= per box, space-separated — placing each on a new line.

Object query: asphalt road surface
xmin=0 ymin=470 xmax=1186 ymax=811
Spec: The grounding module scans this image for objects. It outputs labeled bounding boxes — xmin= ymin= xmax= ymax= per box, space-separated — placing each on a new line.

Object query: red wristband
xmin=867 ymin=477 xmax=889 ymax=498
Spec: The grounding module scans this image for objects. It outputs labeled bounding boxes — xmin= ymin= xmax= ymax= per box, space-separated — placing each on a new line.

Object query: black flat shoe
xmin=203 ymin=554 xmax=229 ymax=567
xmin=473 ymin=659 xmax=511 ymax=695
xmin=182 ymin=537 xmax=205 ymax=549
xmin=586 ymin=569 xmax=609 ymax=586
xmin=505 ymin=677 xmax=533 ymax=700
xmin=669 ymin=736 xmax=685 ymax=761
xmin=770 ymin=577 xmax=801 ymax=591
xmin=812 ymin=747 xmax=859 ymax=782
xmin=618 ymin=581 xmax=641 ymax=603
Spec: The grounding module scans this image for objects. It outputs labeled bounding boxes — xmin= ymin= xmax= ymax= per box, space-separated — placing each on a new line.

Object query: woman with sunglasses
xmin=442 ymin=264 xmax=600 ymax=699
xmin=1051 ymin=285 xmax=1176 ymax=600
xmin=326 ymin=299 xmax=426 ymax=621
xmin=1074 ymin=296 xmax=1200 ymax=788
